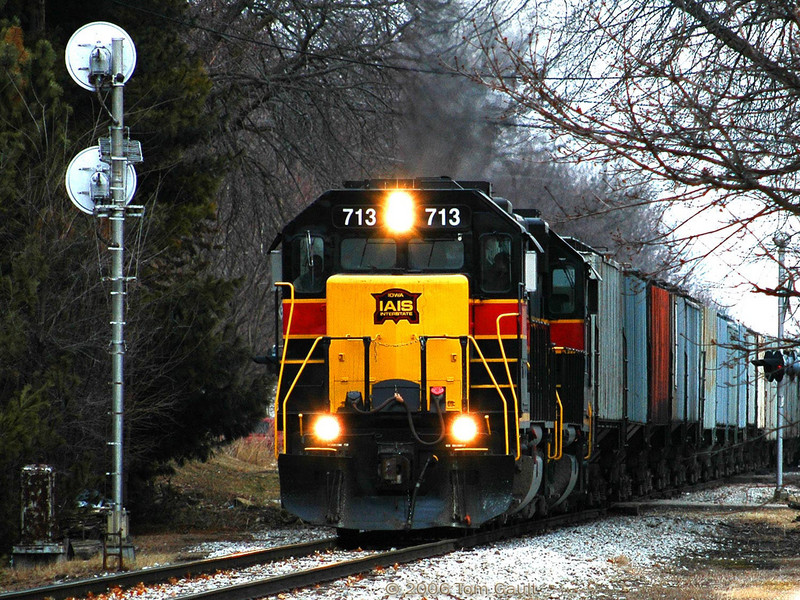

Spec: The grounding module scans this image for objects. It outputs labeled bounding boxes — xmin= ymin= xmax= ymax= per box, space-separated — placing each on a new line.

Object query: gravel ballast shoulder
xmin=66 ymin=480 xmax=800 ymax=600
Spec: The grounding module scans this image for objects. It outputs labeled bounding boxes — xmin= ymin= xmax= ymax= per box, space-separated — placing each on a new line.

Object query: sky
xmin=667 ymin=197 xmax=797 ymax=338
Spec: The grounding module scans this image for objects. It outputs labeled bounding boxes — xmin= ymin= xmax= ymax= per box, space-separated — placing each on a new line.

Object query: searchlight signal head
xmin=88 ymin=43 xmax=113 ymax=87
xmin=752 ymin=349 xmax=785 ymax=382
xmin=65 ymin=22 xmax=137 ymax=92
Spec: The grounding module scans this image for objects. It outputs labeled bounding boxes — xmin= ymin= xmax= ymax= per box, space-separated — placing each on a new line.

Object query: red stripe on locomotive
xmin=282 ymin=300 xmax=326 ymax=336
xmin=471 ymin=301 xmax=521 ymax=336
xmin=549 ymin=319 xmax=585 ymax=351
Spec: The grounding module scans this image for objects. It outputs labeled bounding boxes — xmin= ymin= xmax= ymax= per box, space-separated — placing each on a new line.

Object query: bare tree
xmin=177 ymin=0 xmax=676 ymax=357
xmin=181 ymin=0 xmax=537 ymax=352
xmin=388 ymin=0 xmax=532 ymax=177
xmin=465 ymin=0 xmax=800 ymax=316
xmin=485 ymin=134 xmax=674 ymax=273
xmin=180 ymin=0 xmax=423 ymax=354
xmin=382 ymin=0 xmax=677 ymax=274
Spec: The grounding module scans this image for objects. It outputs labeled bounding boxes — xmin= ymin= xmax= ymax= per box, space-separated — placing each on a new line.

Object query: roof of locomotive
xmin=270 ymin=178 xmax=542 ymax=252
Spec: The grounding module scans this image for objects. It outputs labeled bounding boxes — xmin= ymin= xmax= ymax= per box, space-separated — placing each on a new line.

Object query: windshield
xmin=340 ymin=238 xmax=397 ymax=271
xmin=408 ymin=239 xmax=464 ymax=270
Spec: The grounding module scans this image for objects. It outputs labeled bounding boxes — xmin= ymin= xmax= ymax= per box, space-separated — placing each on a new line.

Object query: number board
xmin=333 ymin=205 xmax=471 ymax=229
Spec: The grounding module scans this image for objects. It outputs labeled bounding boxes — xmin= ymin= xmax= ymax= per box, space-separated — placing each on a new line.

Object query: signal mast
xmin=65 ymin=22 xmax=143 ymax=563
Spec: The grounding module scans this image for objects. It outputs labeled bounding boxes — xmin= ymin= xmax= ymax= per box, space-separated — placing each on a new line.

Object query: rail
xmin=0 ymin=539 xmax=338 ymax=600
xmin=281 ymin=335 xmax=324 ymax=454
xmin=170 ymin=510 xmax=606 ymax=599
xmin=467 ymin=335 xmax=512 ymax=455
xmin=585 ymin=401 xmax=593 ymax=460
xmin=496 ymin=312 xmax=521 ymax=460
xmin=279 ymin=335 xmax=371 ymax=455
xmin=169 ymin=509 xmax=606 ymax=599
xmin=421 ymin=334 xmax=517 ymax=457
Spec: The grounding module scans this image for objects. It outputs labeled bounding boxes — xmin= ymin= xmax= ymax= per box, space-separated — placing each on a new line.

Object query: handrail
xmin=273 ymin=282 xmax=296 ymax=458
xmin=278 ymin=335 xmax=370 ymax=454
xmin=276 ymin=326 xmax=517 ymax=458
xmin=585 ymin=401 xmax=593 ymax=460
xmin=467 ymin=335 xmax=510 ymax=455
xmin=496 ymin=312 xmax=521 ymax=460
xmin=548 ymin=389 xmax=564 ymax=460
xmin=282 ymin=336 xmax=325 ymax=454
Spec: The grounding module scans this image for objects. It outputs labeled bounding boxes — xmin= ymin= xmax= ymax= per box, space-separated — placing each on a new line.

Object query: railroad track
xmin=646 ymin=471 xmax=784 ymax=501
xmin=4 ymin=475 xmax=780 ymax=600
xmin=173 ymin=508 xmax=606 ymax=600
xmin=2 ymin=509 xmax=605 ymax=600
xmin=0 ymin=538 xmax=337 ymax=600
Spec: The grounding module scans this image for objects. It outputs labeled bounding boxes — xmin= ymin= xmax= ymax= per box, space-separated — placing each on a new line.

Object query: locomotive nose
xmin=326 ymin=274 xmax=469 ymax=414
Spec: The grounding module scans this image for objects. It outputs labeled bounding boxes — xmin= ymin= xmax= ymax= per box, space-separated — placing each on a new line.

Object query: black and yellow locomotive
xmin=266 ymin=177 xmax=798 ymax=534
xmin=267 ymin=178 xmax=593 ymax=532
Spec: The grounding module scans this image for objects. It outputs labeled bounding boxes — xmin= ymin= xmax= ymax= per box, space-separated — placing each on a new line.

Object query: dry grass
xmin=0 ymin=551 xmax=178 ymax=592
xmin=0 ymin=437 xmax=285 ymax=592
xmin=223 ymin=436 xmax=278 ymax=467
xmin=721 ymin=581 xmax=800 ymax=600
xmin=153 ymin=437 xmax=279 ymax=509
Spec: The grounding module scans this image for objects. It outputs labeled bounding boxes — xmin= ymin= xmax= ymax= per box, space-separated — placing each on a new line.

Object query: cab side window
xmin=292 ymin=234 xmax=325 ymax=293
xmin=549 ymin=263 xmax=576 ymax=315
xmin=481 ymin=235 xmax=512 ymax=293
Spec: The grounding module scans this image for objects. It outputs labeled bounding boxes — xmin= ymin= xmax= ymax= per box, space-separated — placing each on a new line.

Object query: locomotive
xmin=265 ymin=177 xmax=799 ymax=534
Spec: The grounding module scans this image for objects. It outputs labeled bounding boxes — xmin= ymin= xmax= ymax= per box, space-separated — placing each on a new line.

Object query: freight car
xmin=264 ymin=177 xmax=799 ymax=534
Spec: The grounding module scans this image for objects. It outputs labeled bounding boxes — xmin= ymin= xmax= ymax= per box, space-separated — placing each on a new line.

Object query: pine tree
xmin=0 ymin=2 xmax=263 ymax=551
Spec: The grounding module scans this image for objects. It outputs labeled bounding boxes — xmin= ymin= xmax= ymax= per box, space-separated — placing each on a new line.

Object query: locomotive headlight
xmin=451 ymin=414 xmax=479 ymax=444
xmin=313 ymin=414 xmax=341 ymax=442
xmin=384 ymin=190 xmax=415 ymax=233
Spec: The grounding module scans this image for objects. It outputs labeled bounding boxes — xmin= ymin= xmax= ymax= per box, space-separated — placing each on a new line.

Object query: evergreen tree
xmin=0 ymin=17 xmax=78 ymax=553
xmin=0 ymin=1 xmax=263 ymax=552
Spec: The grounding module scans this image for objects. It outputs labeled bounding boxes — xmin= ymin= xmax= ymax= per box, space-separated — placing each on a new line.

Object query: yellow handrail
xmin=467 ymin=335 xmax=510 ymax=455
xmin=548 ymin=389 xmax=564 ymax=460
xmin=273 ymin=282 xmax=295 ymax=458
xmin=496 ymin=312 xmax=521 ymax=460
xmin=585 ymin=402 xmax=593 ymax=460
xmin=282 ymin=336 xmax=325 ymax=454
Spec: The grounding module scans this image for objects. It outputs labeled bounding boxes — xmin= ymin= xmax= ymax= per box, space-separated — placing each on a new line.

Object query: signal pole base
xmin=774 ymin=487 xmax=790 ymax=503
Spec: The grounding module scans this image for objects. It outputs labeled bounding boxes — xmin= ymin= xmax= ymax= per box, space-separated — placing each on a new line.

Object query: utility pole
xmin=773 ymin=233 xmax=788 ymax=500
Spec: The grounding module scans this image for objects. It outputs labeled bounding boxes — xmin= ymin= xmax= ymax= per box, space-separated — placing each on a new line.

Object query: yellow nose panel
xmin=326 ymin=274 xmax=469 ymax=412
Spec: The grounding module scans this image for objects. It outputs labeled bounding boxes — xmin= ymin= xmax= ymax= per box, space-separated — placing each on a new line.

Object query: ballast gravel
xmin=86 ymin=547 xmax=377 ymax=599
xmin=183 ymin=525 xmax=332 ymax=558
xmin=82 ymin=482 xmax=798 ymax=600
xmin=280 ymin=515 xmax=719 ymax=600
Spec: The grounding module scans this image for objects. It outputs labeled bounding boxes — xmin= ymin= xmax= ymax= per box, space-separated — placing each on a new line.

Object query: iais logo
xmin=372 ymin=288 xmax=421 ymax=324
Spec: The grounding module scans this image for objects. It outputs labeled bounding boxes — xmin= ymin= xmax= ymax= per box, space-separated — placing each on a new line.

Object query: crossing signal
xmin=752 ymin=350 xmax=784 ymax=382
